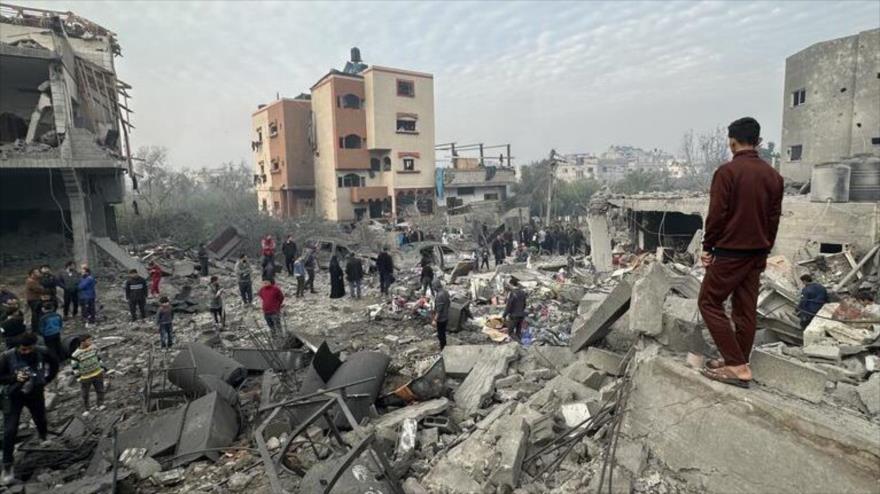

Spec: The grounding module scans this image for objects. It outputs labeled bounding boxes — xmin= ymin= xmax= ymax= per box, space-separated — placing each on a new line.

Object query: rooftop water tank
xmin=846 ymin=155 xmax=880 ymax=202
xmin=810 ymin=162 xmax=851 ymax=203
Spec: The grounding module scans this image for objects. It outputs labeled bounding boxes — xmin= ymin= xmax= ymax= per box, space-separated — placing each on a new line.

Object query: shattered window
xmin=397 ymin=79 xmax=415 ymax=97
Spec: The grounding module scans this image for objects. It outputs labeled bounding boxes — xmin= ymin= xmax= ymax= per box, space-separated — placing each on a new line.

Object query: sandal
xmin=700 ymin=367 xmax=751 ymax=389
xmin=705 ymin=358 xmax=725 ymax=370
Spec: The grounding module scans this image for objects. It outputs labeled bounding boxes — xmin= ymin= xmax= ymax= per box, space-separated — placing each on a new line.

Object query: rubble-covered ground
xmin=1 ymin=225 xmax=878 ymax=494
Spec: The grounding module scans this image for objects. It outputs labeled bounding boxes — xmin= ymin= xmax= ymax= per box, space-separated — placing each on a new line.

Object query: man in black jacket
xmin=0 ymin=332 xmax=60 ymax=485
xmin=123 ymin=269 xmax=148 ymax=321
xmin=281 ymin=236 xmax=298 ymax=276
xmin=345 ymin=255 xmax=364 ymax=299
xmin=503 ymin=277 xmax=527 ymax=341
xmin=432 ymin=279 xmax=450 ymax=350
xmin=58 ymin=262 xmax=80 ymax=318
xmin=376 ymin=247 xmax=394 ymax=296
xmin=197 ymin=244 xmax=209 ymax=277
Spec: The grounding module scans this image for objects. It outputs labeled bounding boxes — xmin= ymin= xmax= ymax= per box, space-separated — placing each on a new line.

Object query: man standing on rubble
xmin=235 ymin=254 xmax=254 ymax=305
xmin=197 ymin=244 xmax=210 ymax=277
xmin=258 ymin=279 xmax=284 ymax=336
xmin=376 ymin=246 xmax=395 ymax=296
xmin=58 ymin=262 xmax=79 ymax=319
xmin=503 ymin=278 xmax=527 ymax=342
xmin=698 ymin=117 xmax=783 ymax=388
xmin=0 ymin=332 xmax=60 ymax=485
xmin=24 ymin=269 xmax=44 ymax=331
xmin=282 ymin=235 xmax=298 ymax=276
xmin=431 ymin=279 xmax=450 ymax=350
xmin=123 ymin=269 xmax=148 ymax=322
xmin=345 ymin=254 xmax=364 ymax=299
xmin=261 ymin=234 xmax=276 ymax=268
xmin=303 ymin=246 xmax=317 ymax=294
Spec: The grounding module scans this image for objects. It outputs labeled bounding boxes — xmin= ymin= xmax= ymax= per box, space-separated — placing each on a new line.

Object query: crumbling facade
xmin=0 ymin=3 xmax=133 ymax=265
xmin=780 ymin=28 xmax=880 ymax=182
xmin=252 ymin=48 xmax=436 ymax=222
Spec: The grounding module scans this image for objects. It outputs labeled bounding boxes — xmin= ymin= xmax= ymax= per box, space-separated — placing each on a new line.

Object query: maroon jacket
xmin=258 ymin=284 xmax=284 ymax=314
xmin=703 ymin=149 xmax=784 ymax=254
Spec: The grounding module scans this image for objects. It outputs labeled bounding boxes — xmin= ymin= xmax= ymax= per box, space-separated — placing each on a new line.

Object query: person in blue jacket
xmin=797 ymin=274 xmax=829 ymax=329
xmin=78 ymin=267 xmax=97 ymax=326
xmin=38 ymin=304 xmax=63 ymax=360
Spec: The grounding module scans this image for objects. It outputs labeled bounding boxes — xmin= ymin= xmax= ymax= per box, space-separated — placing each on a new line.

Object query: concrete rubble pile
xmin=4 ymin=225 xmax=879 ymax=494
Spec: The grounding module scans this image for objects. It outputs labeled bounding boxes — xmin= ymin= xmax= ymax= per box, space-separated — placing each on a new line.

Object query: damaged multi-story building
xmin=0 ymin=3 xmax=134 ymax=265
xmin=779 ymin=28 xmax=880 ymax=182
xmin=435 ymin=143 xmax=516 ymax=210
xmin=251 ymin=48 xmax=436 ymax=222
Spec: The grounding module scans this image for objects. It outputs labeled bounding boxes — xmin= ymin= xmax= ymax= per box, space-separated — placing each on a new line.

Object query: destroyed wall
xmin=610 ymin=194 xmax=880 ymax=260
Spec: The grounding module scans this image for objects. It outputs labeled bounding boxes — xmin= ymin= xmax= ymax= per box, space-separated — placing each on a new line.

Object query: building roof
xmin=310 ymin=69 xmax=364 ymax=91
xmin=445 ymin=167 xmax=516 ymax=186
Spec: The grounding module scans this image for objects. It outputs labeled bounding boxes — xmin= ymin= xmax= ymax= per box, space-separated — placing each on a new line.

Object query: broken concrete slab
xmin=583 ymin=347 xmax=625 ymax=376
xmin=629 ymin=262 xmax=671 ymax=336
xmin=372 ymin=398 xmax=450 ymax=432
xmin=561 ymin=362 xmax=605 ymax=389
xmin=421 ymin=460 xmax=481 ymax=494
xmin=803 ymin=344 xmax=842 ymax=361
xmin=659 ymin=296 xmax=710 ymax=354
xmin=169 ymin=342 xmax=247 ymax=392
xmin=831 ymin=382 xmax=869 ymax=413
xmin=454 ymin=343 xmax=518 ymax=414
xmin=560 ymin=402 xmax=592 ymax=428
xmin=614 ymin=439 xmax=648 ymax=477
xmin=441 ymin=345 xmax=495 ymax=378
xmin=804 ymin=304 xmax=876 ymax=346
xmin=751 ymin=348 xmax=828 ymax=403
xmin=577 ymin=292 xmax=607 ymax=317
xmin=526 ymin=374 xmax=599 ymax=413
xmin=173 ymin=391 xmax=239 ymax=467
xmin=489 ymin=415 xmax=529 ymax=489
xmin=230 ymin=348 xmax=309 ymax=371
xmin=622 ymin=353 xmax=880 ymax=494
xmin=856 ymin=373 xmax=880 ymax=415
xmin=570 ymin=280 xmax=632 ymax=352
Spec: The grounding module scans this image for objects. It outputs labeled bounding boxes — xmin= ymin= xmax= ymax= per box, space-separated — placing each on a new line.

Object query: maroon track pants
xmin=697 ymin=255 xmax=766 ymax=366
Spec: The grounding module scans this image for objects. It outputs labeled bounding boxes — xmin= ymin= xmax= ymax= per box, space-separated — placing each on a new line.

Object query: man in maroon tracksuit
xmin=698 ymin=117 xmax=784 ymax=388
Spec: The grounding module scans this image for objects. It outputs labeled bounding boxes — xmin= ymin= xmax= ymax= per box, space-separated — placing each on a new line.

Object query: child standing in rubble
xmin=70 ymin=334 xmax=106 ymax=413
xmin=208 ymin=276 xmax=224 ymax=329
xmin=156 ymin=296 xmax=173 ymax=349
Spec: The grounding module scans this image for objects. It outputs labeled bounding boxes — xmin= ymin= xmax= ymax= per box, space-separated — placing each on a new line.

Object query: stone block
xmin=614 ymin=439 xmax=648 ymax=476
xmin=856 ymin=373 xmax=880 ymax=415
xmin=561 ymin=362 xmax=605 ymax=389
xmin=831 ymin=383 xmax=868 ymax=413
xmin=489 ymin=416 xmax=530 ymax=489
xmin=659 ymin=296 xmax=710 ymax=354
xmin=630 ymin=263 xmax=671 ymax=336
xmin=454 ymin=344 xmax=518 ymax=414
xmin=372 ymin=398 xmax=450 ymax=432
xmin=495 ymin=374 xmax=522 ymax=389
xmin=583 ymin=347 xmax=625 ymax=376
xmin=524 ymin=368 xmax=556 ymax=381
xmin=560 ymin=402 xmax=592 ymax=428
xmin=441 ymin=345 xmax=495 ymax=378
xmin=570 ymin=280 xmax=632 ymax=352
xmin=419 ymin=427 xmax=439 ymax=453
xmin=402 ymin=478 xmax=430 ymax=494
xmin=803 ymin=344 xmax=842 ymax=361
xmin=578 ymin=292 xmax=607 ymax=317
xmin=526 ymin=375 xmax=599 ymax=412
xmin=130 ymin=457 xmax=161 ymax=480
xmin=751 ymin=349 xmax=828 ymax=403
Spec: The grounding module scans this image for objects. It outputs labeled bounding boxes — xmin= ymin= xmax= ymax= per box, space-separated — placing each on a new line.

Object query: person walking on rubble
xmin=24 ymin=269 xmax=44 ymax=332
xmin=293 ymin=257 xmax=306 ymax=298
xmin=37 ymin=304 xmax=63 ymax=361
xmin=431 ymin=279 xmax=450 ymax=350
xmin=261 ymin=235 xmax=276 ymax=268
xmin=492 ymin=236 xmax=506 ymax=267
xmin=503 ymin=277 xmax=528 ymax=342
xmin=208 ymin=276 xmax=225 ymax=329
xmin=304 ymin=247 xmax=317 ymax=294
xmin=235 ymin=254 xmax=254 ymax=304
xmin=0 ymin=332 xmax=59 ymax=486
xmin=420 ymin=258 xmax=434 ymax=296
xmin=124 ymin=269 xmax=148 ymax=322
xmin=328 ymin=255 xmax=346 ymax=299
xmin=70 ymin=334 xmax=106 ymax=414
xmin=38 ymin=266 xmax=58 ymax=313
xmin=282 ymin=236 xmax=298 ymax=276
xmin=156 ymin=296 xmax=174 ymax=349
xmin=197 ymin=244 xmax=210 ymax=277
xmin=59 ymin=262 xmax=80 ymax=318
xmin=376 ymin=246 xmax=395 ymax=296
xmin=78 ymin=267 xmax=97 ymax=327
xmin=258 ymin=279 xmax=284 ymax=336
xmin=345 ymin=254 xmax=364 ymax=299
xmin=148 ymin=261 xmax=162 ymax=297
xmin=796 ymin=274 xmax=828 ymax=329
xmin=698 ymin=117 xmax=783 ymax=388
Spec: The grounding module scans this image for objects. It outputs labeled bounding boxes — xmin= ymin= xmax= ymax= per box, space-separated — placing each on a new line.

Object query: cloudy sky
xmin=18 ymin=0 xmax=880 ymax=167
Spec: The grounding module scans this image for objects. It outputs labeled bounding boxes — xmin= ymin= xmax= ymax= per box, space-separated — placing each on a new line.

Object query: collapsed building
xmin=0 ymin=3 xmax=135 ymax=266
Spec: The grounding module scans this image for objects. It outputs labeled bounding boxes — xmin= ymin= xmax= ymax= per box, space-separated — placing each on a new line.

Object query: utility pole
xmin=545 ymin=150 xmax=557 ymax=225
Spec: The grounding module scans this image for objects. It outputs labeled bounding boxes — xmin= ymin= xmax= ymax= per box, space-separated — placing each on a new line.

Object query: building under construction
xmin=0 ymin=3 xmax=135 ymax=266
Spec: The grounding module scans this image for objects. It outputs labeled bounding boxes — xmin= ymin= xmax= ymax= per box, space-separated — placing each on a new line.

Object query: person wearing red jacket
xmin=148 ymin=262 xmax=162 ymax=296
xmin=261 ymin=235 xmax=276 ymax=268
xmin=257 ymin=279 xmax=284 ymax=336
xmin=698 ymin=117 xmax=783 ymax=389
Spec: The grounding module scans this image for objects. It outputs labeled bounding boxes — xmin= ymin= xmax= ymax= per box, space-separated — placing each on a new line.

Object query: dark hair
xmin=210 ymin=276 xmax=218 ymax=282
xmin=129 ymin=269 xmax=138 ymax=274
xmin=83 ymin=267 xmax=91 ymax=274
xmin=80 ymin=333 xmax=92 ymax=342
xmin=16 ymin=332 xmax=38 ymax=347
xmin=66 ymin=261 xmax=75 ymax=268
xmin=159 ymin=296 xmax=169 ymax=303
xmin=728 ymin=117 xmax=761 ymax=146
xmin=240 ymin=254 xmax=246 ymax=259
xmin=800 ymin=274 xmax=813 ymax=283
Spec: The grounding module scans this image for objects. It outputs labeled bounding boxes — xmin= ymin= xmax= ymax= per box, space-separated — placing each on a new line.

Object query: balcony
xmin=350 ymin=186 xmax=389 ymax=203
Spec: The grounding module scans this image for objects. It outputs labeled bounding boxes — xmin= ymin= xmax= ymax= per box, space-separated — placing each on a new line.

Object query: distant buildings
xmin=555 ymin=146 xmax=674 ymax=183
xmin=251 ymin=48 xmax=435 ymax=221
xmin=780 ymin=28 xmax=880 ymax=182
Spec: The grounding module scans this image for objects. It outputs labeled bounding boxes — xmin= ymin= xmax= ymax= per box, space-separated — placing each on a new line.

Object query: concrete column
xmin=69 ymin=189 xmax=92 ymax=265
xmin=588 ymin=213 xmax=613 ymax=272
